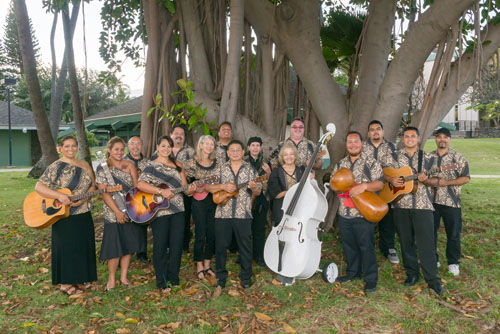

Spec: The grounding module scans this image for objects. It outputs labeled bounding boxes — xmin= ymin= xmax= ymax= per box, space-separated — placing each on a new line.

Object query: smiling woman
xmin=32 ymin=136 xmax=97 ymax=295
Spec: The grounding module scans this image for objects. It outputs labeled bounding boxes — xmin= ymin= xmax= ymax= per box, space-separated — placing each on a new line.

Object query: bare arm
xmin=34 ymin=181 xmax=71 ymax=206
xmin=350 ymin=180 xmax=384 ymax=197
xmin=97 ymin=183 xmax=128 ymax=223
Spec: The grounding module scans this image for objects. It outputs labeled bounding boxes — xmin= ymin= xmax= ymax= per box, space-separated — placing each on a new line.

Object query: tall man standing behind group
xmin=362 ymin=120 xmax=400 ymax=264
xmin=430 ymin=128 xmax=470 ymax=276
xmin=269 ymin=118 xmax=323 ymax=169
xmin=170 ymin=125 xmax=195 ymax=252
xmin=125 ymin=136 xmax=150 ymax=263
xmin=216 ymin=122 xmax=232 ymax=163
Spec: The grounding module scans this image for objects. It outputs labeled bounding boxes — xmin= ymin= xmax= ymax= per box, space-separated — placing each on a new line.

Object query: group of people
xmin=34 ymin=117 xmax=469 ymax=297
xmin=332 ymin=121 xmax=469 ymax=295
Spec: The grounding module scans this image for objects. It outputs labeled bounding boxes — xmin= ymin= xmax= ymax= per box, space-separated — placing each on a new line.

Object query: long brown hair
xmin=106 ymin=136 xmax=125 ymax=169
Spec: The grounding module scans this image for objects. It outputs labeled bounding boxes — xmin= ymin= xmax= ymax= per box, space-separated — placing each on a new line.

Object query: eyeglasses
xmin=291 ymin=126 xmax=304 ymax=129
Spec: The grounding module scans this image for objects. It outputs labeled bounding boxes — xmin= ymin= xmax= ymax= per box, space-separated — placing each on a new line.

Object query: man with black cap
xmin=429 ymin=128 xmax=470 ymax=276
xmin=245 ymin=137 xmax=271 ymax=266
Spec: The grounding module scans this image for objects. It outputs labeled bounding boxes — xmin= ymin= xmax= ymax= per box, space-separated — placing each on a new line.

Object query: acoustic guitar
xmin=24 ymin=185 xmax=123 ymax=229
xmin=126 ymin=175 xmax=218 ymax=223
xmin=330 ymin=168 xmax=388 ymax=223
xmin=213 ymin=175 xmax=269 ymax=206
xmin=380 ymin=163 xmax=459 ymax=203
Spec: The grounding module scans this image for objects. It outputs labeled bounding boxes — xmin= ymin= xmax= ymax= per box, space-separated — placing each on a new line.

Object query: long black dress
xmin=39 ymin=160 xmax=97 ymax=285
xmin=95 ymin=165 xmax=145 ymax=260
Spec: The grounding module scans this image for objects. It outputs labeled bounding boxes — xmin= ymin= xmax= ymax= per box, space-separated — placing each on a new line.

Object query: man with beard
xmin=429 ymin=128 xmax=470 ymax=276
xmin=383 ymin=127 xmax=445 ymax=295
xmin=362 ymin=120 xmax=400 ymax=264
xmin=269 ymin=118 xmax=322 ymax=169
xmin=331 ymin=131 xmax=384 ymax=293
xmin=170 ymin=125 xmax=195 ymax=252
xmin=216 ymin=122 xmax=233 ymax=163
xmin=124 ymin=136 xmax=150 ymax=263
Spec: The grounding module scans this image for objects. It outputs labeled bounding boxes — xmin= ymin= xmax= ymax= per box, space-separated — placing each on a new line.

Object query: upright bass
xmin=264 ymin=124 xmax=337 ymax=281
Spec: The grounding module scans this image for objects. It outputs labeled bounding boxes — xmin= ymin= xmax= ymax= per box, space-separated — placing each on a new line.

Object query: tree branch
xmin=373 ymin=0 xmax=476 ymax=140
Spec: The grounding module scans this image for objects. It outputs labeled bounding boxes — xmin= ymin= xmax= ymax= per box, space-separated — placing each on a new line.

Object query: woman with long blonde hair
xmin=184 ymin=135 xmax=219 ymax=280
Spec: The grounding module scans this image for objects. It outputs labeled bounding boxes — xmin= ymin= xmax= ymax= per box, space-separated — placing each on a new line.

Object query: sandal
xmin=76 ymin=283 xmax=91 ymax=290
xmin=204 ymin=268 xmax=216 ymax=277
xmin=196 ymin=270 xmax=205 ymax=280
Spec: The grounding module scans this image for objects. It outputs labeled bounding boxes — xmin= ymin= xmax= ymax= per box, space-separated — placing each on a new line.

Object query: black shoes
xmin=403 ymin=276 xmax=419 ymax=286
xmin=429 ymin=282 xmax=446 ymax=295
xmin=216 ymin=280 xmax=226 ymax=289
xmin=364 ymin=282 xmax=377 ymax=293
xmin=336 ymin=275 xmax=360 ymax=283
xmin=137 ymin=253 xmax=151 ymax=264
xmin=241 ymin=280 xmax=252 ymax=289
xmin=255 ymin=258 xmax=266 ymax=267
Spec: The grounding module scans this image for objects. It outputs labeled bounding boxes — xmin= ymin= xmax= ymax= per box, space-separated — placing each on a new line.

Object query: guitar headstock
xmin=256 ymin=174 xmax=269 ymax=183
xmin=319 ymin=123 xmax=336 ymax=145
xmin=106 ymin=185 xmax=123 ymax=193
xmin=205 ymin=175 xmax=219 ymax=185
xmin=95 ymin=151 xmax=106 ymax=165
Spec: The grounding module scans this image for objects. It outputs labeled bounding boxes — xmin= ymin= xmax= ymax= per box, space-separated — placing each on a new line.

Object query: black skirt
xmin=99 ymin=221 xmax=145 ymax=261
xmin=51 ymin=211 xmax=97 ymax=285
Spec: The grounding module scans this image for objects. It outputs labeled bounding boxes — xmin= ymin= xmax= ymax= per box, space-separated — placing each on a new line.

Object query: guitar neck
xmin=68 ymin=188 xmax=108 ymax=202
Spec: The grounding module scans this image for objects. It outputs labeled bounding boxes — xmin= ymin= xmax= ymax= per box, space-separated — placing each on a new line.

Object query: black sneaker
xmin=241 ymin=280 xmax=252 ymax=289
xmin=429 ymin=282 xmax=446 ymax=295
xmin=216 ymin=280 xmax=226 ymax=289
xmin=255 ymin=258 xmax=266 ymax=267
xmin=403 ymin=276 xmax=419 ymax=286
xmin=364 ymin=281 xmax=377 ymax=293
xmin=137 ymin=254 xmax=151 ymax=264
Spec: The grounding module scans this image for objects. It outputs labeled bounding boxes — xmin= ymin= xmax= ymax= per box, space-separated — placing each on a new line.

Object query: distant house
xmin=60 ymin=97 xmax=143 ymax=145
xmin=0 ymin=101 xmax=69 ymax=166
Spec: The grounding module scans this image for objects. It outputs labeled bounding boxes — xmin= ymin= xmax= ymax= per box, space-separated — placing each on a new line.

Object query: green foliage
xmin=470 ymin=100 xmax=500 ymax=127
xmin=99 ymin=0 xmax=145 ymax=73
xmin=0 ymin=1 xmax=41 ymax=77
xmin=148 ymin=79 xmax=216 ymax=136
xmin=57 ymin=130 xmax=98 ymax=147
xmin=320 ymin=8 xmax=365 ymax=74
xmin=12 ymin=66 xmax=130 ymax=121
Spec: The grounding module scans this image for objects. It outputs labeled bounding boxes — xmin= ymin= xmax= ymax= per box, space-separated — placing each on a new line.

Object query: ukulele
xmin=380 ymin=163 xmax=459 ymax=203
xmin=24 ymin=185 xmax=123 ymax=229
xmin=212 ymin=175 xmax=269 ymax=206
xmin=126 ymin=175 xmax=218 ymax=223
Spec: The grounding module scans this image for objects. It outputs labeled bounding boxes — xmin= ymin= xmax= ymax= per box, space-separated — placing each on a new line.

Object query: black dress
xmin=39 ymin=160 xmax=98 ymax=285
xmin=267 ymin=165 xmax=305 ymax=225
xmin=95 ymin=165 xmax=145 ymax=260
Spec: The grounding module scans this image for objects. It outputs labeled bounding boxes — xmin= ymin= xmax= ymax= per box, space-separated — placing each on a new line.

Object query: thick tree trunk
xmin=245 ymin=0 xmax=348 ymax=162
xmin=219 ymin=0 xmax=244 ymax=125
xmin=259 ymin=34 xmax=275 ymax=135
xmin=14 ymin=0 xmax=59 ymax=177
xmin=49 ymin=1 xmax=80 ymax=143
xmin=180 ymin=0 xmax=215 ymax=94
xmin=373 ymin=0 xmax=476 ymax=140
xmin=349 ymin=0 xmax=396 ymax=134
xmin=61 ymin=3 xmax=91 ymax=166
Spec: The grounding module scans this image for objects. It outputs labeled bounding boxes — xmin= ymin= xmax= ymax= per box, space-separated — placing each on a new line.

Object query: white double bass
xmin=264 ymin=123 xmax=338 ymax=283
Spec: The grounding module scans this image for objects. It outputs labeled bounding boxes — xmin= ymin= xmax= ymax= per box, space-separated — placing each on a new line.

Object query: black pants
xmin=183 ymin=195 xmax=193 ymax=251
xmin=214 ymin=218 xmax=253 ymax=285
xmin=150 ymin=212 xmax=185 ymax=289
xmin=192 ymin=195 xmax=216 ymax=262
xmin=433 ymin=204 xmax=462 ymax=265
xmin=393 ymin=208 xmax=440 ymax=284
xmin=338 ymin=216 xmax=378 ymax=284
xmin=378 ymin=207 xmax=397 ymax=256
xmin=251 ymin=198 xmax=268 ymax=262
xmin=137 ymin=223 xmax=149 ymax=258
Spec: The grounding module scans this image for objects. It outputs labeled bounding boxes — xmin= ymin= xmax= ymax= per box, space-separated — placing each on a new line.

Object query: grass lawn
xmin=0 ymin=169 xmax=498 ymax=333
xmin=423 ymin=138 xmax=500 ymax=175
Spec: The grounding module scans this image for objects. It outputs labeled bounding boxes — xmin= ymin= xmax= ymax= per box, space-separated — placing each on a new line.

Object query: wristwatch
xmin=157 ymin=188 xmax=163 ymax=195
